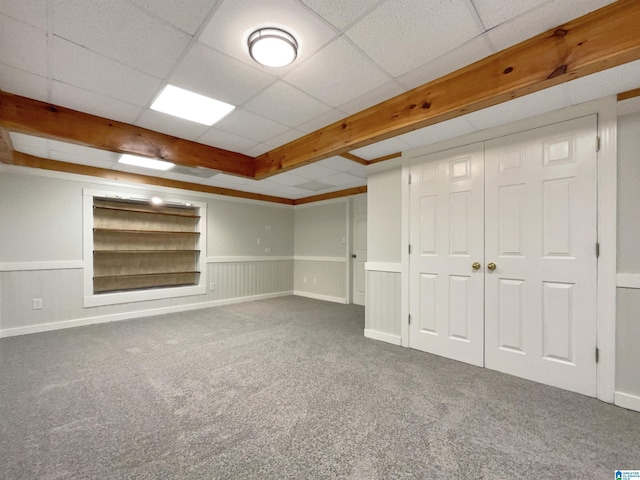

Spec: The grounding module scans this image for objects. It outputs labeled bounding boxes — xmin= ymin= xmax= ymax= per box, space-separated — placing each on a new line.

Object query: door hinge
xmin=408 ymin=244 xmax=412 ymax=255
xmin=596 ymin=136 xmax=601 ymax=152
xmin=596 ymin=242 xmax=600 ymax=258
xmin=595 ymin=347 xmax=600 ymax=363
xmin=408 ymin=314 xmax=411 ymax=325
xmin=408 ymin=174 xmax=412 ymax=185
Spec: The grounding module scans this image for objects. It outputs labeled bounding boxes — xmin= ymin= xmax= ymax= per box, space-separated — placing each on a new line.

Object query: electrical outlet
xmin=32 ymin=298 xmax=43 ymax=310
xmin=210 ymin=283 xmax=216 ymax=291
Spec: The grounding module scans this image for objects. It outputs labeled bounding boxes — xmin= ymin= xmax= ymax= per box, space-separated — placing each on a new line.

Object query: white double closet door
xmin=409 ymin=116 xmax=598 ymax=397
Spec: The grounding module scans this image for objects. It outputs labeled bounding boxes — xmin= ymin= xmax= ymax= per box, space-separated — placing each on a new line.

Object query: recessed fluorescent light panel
xmin=150 ymin=85 xmax=235 ymax=126
xmin=118 ymin=154 xmax=174 ymax=171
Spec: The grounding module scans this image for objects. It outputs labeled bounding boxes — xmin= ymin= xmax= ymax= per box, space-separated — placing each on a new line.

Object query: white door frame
xmin=400 ymin=97 xmax=617 ymax=403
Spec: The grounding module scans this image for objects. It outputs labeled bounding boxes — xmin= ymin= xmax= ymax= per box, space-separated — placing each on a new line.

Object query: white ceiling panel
xmin=170 ymin=43 xmax=277 ymax=106
xmin=197 ymin=128 xmax=258 ymax=153
xmin=135 ymin=109 xmax=210 ymax=141
xmin=486 ymin=0 xmax=616 ymax=52
xmin=284 ymin=37 xmax=389 ymax=107
xmin=264 ymin=129 xmax=305 ymax=147
xmin=52 ymin=37 xmax=161 ymax=107
xmin=465 ymin=83 xmax=570 ymax=131
xmin=48 ymin=144 xmax=119 ymax=169
xmin=565 ymin=60 xmax=640 ymax=106
xmin=130 ymin=0 xmax=219 ymax=35
xmin=214 ymin=109 xmax=289 ymax=143
xmin=316 ymin=156 xmax=362 ymax=173
xmin=199 ymin=0 xmax=337 ymax=74
xmin=244 ymin=82 xmax=333 ymax=127
xmin=322 ymin=172 xmax=365 ymax=187
xmin=299 ymin=0 xmax=379 ymax=30
xmin=51 ymin=81 xmax=143 ymax=124
xmin=338 ymin=80 xmax=405 ymax=115
xmin=0 ymin=64 xmax=49 ymax=103
xmin=161 ymin=171 xmax=210 ymax=184
xmin=266 ymin=171 xmax=310 ymax=186
xmin=53 ymin=0 xmax=190 ymax=78
xmin=291 ymin=162 xmax=337 ymax=180
xmin=272 ymin=186 xmax=312 ymax=199
xmin=346 ymin=0 xmax=482 ymax=77
xmin=0 ymin=14 xmax=48 ymax=76
xmin=0 ymin=0 xmax=47 ymax=31
xmin=397 ymin=35 xmax=495 ymax=90
xmin=243 ymin=143 xmax=272 ymax=157
xmin=351 ymin=137 xmax=412 ymax=160
xmin=471 ymin=0 xmax=548 ymax=30
xmin=208 ymin=173 xmax=251 ymax=185
xmin=397 ymin=116 xmax=478 ymax=148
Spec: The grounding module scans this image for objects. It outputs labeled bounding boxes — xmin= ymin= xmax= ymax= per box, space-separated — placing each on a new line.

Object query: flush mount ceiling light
xmin=150 ymin=85 xmax=235 ymax=126
xmin=248 ymin=28 xmax=298 ymax=68
xmin=118 ymin=154 xmax=174 ymax=171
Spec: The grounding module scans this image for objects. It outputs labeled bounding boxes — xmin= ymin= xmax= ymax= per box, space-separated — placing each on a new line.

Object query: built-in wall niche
xmin=83 ymin=190 xmax=207 ymax=307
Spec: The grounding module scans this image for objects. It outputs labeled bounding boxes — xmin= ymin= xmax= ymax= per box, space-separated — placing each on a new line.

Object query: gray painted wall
xmin=616 ymin=112 xmax=640 ymax=397
xmin=367 ymin=168 xmax=401 ymax=263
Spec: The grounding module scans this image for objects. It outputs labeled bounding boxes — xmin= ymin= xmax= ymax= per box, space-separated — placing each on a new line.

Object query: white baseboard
xmin=615 ymin=391 xmax=640 ymax=412
xmin=293 ymin=291 xmax=348 ymax=304
xmin=0 ymin=291 xmax=293 ymax=338
xmin=364 ymin=329 xmax=402 ymax=346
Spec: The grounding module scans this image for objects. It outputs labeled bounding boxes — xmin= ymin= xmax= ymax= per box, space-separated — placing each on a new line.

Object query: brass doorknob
xmin=487 ymin=262 xmax=497 ymax=271
xmin=472 ymin=262 xmax=481 ymax=270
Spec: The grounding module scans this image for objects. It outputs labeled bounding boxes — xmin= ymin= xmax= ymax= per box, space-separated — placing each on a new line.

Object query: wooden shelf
xmin=93 ymin=228 xmax=200 ymax=235
xmin=93 ymin=271 xmax=200 ymax=280
xmin=93 ymin=250 xmax=199 ymax=254
xmin=94 ymin=205 xmax=200 ymax=219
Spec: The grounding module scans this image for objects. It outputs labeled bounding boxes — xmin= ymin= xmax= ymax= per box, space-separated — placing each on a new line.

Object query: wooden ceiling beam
xmin=293 ymin=186 xmax=367 ymax=205
xmin=618 ymin=87 xmax=640 ymax=101
xmin=0 ymin=127 xmax=14 ymax=164
xmin=10 ymin=152 xmax=293 ymax=205
xmin=0 ymin=92 xmax=255 ymax=178
xmin=339 ymin=153 xmax=368 ymax=165
xmin=254 ymin=0 xmax=640 ymax=178
xmin=368 ymin=152 xmax=401 ymax=165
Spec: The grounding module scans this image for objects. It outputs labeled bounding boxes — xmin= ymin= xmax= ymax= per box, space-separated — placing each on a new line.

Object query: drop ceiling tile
xmin=170 ymin=43 xmax=277 ymax=106
xmin=0 ymin=64 xmax=49 ymax=102
xmin=486 ymin=0 xmax=616 ymax=52
xmin=343 ymin=162 xmax=368 ymax=178
xmin=209 ymin=173 xmax=251 ymax=185
xmin=471 ymin=0 xmax=548 ymax=30
xmin=265 ymin=171 xmax=310 ymax=186
xmin=53 ymin=0 xmax=191 ymax=78
xmin=295 ymin=109 xmax=349 ymax=134
xmin=136 ymin=109 xmax=210 ymax=141
xmin=465 ymin=83 xmax=570 ymax=130
xmin=48 ymin=144 xmax=119 ymax=169
xmin=346 ymin=0 xmax=482 ymax=77
xmin=201 ymin=176 xmax=248 ymax=189
xmin=315 ymin=156 xmax=359 ymax=173
xmin=338 ymin=81 xmax=406 ymax=115
xmin=244 ymin=82 xmax=332 ymax=127
xmin=9 ymin=133 xmax=49 ymax=159
xmin=397 ymin=35 xmax=495 ymax=90
xmin=322 ymin=172 xmax=365 ymax=187
xmin=350 ymin=137 xmax=412 ymax=160
xmin=115 ymin=163 xmax=165 ymax=177
xmin=264 ymin=129 xmax=305 ymax=147
xmin=214 ymin=109 xmax=289 ymax=143
xmin=197 ymin=128 xmax=258 ymax=153
xmin=130 ymin=0 xmax=217 ymax=35
xmin=0 ymin=0 xmax=47 ymax=30
xmin=160 ymin=171 xmax=208 ymax=184
xmin=52 ymin=81 xmax=143 ymax=124
xmin=11 ymin=143 xmax=49 ymax=159
xmin=291 ymin=162 xmax=337 ymax=180
xmin=565 ymin=60 xmax=640 ymax=106
xmin=284 ymin=37 xmax=389 ymax=107
xmin=0 ymin=14 xmax=47 ymax=76
xmin=199 ymin=0 xmax=337 ymax=74
xmin=299 ymin=0 xmax=379 ymax=30
xmin=396 ymin=116 xmax=478 ymax=148
xmin=295 ymin=180 xmax=332 ymax=191
xmin=275 ymin=186 xmax=312 ymax=199
xmin=52 ymin=37 xmax=161 ymax=107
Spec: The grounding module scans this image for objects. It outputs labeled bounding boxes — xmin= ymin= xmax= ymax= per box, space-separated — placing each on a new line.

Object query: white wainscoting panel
xmin=365 ymin=269 xmax=401 ymax=345
xmin=0 ymin=260 xmax=293 ymax=337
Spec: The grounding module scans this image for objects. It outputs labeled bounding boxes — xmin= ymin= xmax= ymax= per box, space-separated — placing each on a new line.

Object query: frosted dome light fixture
xmin=248 ymin=28 xmax=298 ymax=68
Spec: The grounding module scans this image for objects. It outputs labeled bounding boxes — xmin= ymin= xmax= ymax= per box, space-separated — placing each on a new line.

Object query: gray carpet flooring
xmin=1 ymin=296 xmax=638 ymax=479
